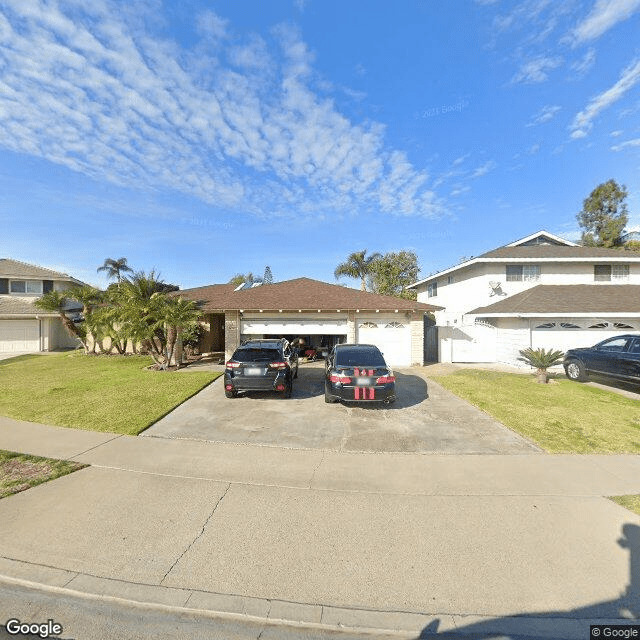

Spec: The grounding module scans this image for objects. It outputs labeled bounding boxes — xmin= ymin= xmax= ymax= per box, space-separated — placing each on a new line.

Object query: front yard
xmin=431 ymin=369 xmax=640 ymax=454
xmin=0 ymin=353 xmax=220 ymax=435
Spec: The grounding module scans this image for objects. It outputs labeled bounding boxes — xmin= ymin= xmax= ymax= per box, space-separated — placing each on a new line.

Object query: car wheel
xmin=565 ymin=360 xmax=587 ymax=382
xmin=225 ymin=388 xmax=237 ymax=398
xmin=324 ymin=383 xmax=338 ymax=403
xmin=282 ymin=379 xmax=293 ymax=398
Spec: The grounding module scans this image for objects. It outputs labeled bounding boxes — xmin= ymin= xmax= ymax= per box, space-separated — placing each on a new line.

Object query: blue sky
xmin=1 ymin=0 xmax=639 ymax=290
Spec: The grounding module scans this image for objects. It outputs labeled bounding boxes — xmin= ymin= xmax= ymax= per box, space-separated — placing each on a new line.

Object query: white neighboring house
xmin=0 ymin=259 xmax=84 ymax=353
xmin=408 ymin=231 xmax=640 ymax=366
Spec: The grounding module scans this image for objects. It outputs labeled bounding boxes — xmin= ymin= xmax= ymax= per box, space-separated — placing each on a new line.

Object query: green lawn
xmin=610 ymin=495 xmax=640 ymax=516
xmin=0 ymin=449 xmax=87 ymax=499
xmin=0 ymin=352 xmax=220 ymax=435
xmin=430 ymin=370 xmax=640 ymax=453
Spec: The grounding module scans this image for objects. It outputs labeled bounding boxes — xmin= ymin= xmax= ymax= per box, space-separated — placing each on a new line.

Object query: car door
xmin=618 ymin=337 xmax=640 ymax=383
xmin=586 ymin=336 xmax=631 ymax=380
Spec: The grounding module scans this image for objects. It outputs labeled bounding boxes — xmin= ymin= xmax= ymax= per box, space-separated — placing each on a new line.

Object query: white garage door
xmin=0 ymin=319 xmax=40 ymax=352
xmin=241 ymin=317 xmax=348 ymax=335
xmin=357 ymin=320 xmax=411 ymax=366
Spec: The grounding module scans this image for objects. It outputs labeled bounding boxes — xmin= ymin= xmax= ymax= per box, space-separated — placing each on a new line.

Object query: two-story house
xmin=409 ymin=231 xmax=640 ymax=366
xmin=0 ymin=259 xmax=84 ymax=353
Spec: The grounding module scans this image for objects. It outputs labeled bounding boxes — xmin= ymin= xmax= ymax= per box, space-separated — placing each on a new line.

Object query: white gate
xmin=450 ymin=321 xmax=497 ymax=362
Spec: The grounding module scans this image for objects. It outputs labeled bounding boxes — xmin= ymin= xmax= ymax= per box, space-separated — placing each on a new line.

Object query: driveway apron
xmin=143 ymin=364 xmax=540 ymax=454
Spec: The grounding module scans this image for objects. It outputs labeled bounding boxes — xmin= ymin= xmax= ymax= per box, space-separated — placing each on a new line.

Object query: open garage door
xmin=0 ymin=319 xmax=40 ymax=352
xmin=357 ymin=319 xmax=411 ymax=366
xmin=241 ymin=316 xmax=348 ymax=335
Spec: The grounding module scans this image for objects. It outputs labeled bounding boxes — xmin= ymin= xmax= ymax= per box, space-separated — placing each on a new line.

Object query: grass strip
xmin=0 ymin=449 xmax=87 ymax=499
xmin=609 ymin=495 xmax=640 ymax=517
xmin=430 ymin=369 xmax=640 ymax=453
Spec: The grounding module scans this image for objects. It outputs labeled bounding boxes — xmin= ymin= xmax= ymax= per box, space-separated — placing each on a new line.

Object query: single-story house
xmin=0 ymin=258 xmax=84 ymax=352
xmin=179 ymin=277 xmax=441 ymax=367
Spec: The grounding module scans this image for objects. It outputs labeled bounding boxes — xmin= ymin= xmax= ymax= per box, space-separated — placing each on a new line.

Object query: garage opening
xmin=240 ymin=315 xmax=347 ymax=359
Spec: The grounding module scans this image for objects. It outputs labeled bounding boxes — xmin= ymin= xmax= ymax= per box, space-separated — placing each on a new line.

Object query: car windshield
xmin=233 ymin=348 xmax=281 ymax=362
xmin=335 ymin=347 xmax=386 ymax=367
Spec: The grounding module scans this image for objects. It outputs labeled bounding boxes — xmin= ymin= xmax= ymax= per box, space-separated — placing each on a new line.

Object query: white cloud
xmin=0 ymin=1 xmax=445 ymax=219
xmin=611 ymin=138 xmax=640 ymax=151
xmin=569 ymin=48 xmax=596 ymax=77
xmin=610 ymin=130 xmax=624 ymax=137
xmin=570 ymin=58 xmax=640 ymax=139
xmin=571 ymin=0 xmax=640 ymax=44
xmin=526 ymin=104 xmax=561 ymax=127
xmin=471 ymin=160 xmax=497 ymax=178
xmin=511 ymin=55 xmax=562 ymax=84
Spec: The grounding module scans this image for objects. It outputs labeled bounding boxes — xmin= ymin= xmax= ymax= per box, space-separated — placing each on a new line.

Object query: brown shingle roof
xmin=479 ymin=245 xmax=637 ymax=259
xmin=469 ymin=285 xmax=640 ymax=315
xmin=0 ymin=258 xmax=80 ymax=280
xmin=0 ymin=297 xmax=57 ymax=316
xmin=180 ymin=278 xmax=441 ymax=312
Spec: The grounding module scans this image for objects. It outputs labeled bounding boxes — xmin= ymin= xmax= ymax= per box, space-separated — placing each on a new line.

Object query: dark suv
xmin=224 ymin=339 xmax=299 ymax=399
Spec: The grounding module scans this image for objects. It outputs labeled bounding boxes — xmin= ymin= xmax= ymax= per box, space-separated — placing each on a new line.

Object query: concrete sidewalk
xmin=1 ymin=417 xmax=640 ymax=637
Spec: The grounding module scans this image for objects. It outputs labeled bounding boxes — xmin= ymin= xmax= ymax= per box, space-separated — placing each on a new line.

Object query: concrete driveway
xmin=143 ymin=362 xmax=539 ymax=454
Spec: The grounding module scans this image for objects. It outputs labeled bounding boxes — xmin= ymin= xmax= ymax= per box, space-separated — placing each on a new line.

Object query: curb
xmin=0 ymin=562 xmax=632 ymax=639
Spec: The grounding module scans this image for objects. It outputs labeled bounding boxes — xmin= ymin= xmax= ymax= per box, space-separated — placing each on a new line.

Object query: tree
xmin=263 ymin=266 xmax=274 ymax=285
xmin=518 ymin=347 xmax=564 ymax=384
xmin=368 ymin=251 xmax=420 ymax=300
xmin=112 ymin=270 xmax=199 ymax=368
xmin=577 ymin=180 xmax=628 ymax=247
xmin=34 ymin=290 xmax=88 ymax=350
xmin=334 ymin=250 xmax=382 ymax=291
xmin=228 ymin=272 xmax=263 ymax=288
xmin=97 ymin=257 xmax=134 ymax=283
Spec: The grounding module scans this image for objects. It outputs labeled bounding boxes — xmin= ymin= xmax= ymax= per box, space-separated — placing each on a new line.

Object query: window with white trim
xmin=594 ymin=265 xmax=629 ymax=281
xmin=427 ymin=282 xmax=437 ymax=297
xmin=10 ymin=280 xmax=43 ymax=294
xmin=506 ymin=265 xmax=540 ymax=282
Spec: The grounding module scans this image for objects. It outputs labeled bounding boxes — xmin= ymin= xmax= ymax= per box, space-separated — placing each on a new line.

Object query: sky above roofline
xmin=1 ymin=0 xmax=639 ymax=290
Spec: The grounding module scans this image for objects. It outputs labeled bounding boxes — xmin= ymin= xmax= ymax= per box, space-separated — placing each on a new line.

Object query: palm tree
xmin=34 ymin=290 xmax=88 ymax=351
xmin=334 ymin=250 xmax=382 ymax=291
xmin=518 ymin=347 xmax=565 ymax=383
xmin=97 ymin=257 xmax=133 ymax=283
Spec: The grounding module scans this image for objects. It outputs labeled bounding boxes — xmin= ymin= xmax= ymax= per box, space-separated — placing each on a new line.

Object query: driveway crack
xmin=159 ymin=482 xmax=231 ymax=585
xmin=308 ymin=451 xmax=325 ymax=488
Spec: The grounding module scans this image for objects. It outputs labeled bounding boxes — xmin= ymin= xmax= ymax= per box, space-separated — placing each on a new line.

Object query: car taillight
xmin=329 ymin=374 xmax=352 ymax=384
xmin=268 ymin=361 xmax=288 ymax=369
xmin=376 ymin=375 xmax=395 ymax=384
xmin=226 ymin=361 xmax=241 ymax=368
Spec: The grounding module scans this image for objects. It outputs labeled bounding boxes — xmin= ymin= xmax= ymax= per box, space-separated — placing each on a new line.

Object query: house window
xmin=506 ymin=265 xmax=540 ymax=282
xmin=447 ymin=276 xmax=454 ymax=285
xmin=10 ymin=280 xmax=42 ymax=294
xmin=427 ymin=282 xmax=437 ymax=297
xmin=360 ymin=322 xmax=377 ymax=328
xmin=594 ymin=265 xmax=629 ymax=281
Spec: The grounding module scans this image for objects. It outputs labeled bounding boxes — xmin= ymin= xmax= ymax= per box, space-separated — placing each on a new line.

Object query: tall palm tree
xmin=97 ymin=257 xmax=133 ymax=283
xmin=334 ymin=250 xmax=382 ymax=291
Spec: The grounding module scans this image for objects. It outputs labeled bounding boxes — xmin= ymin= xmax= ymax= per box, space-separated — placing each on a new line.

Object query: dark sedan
xmin=324 ymin=343 xmax=396 ymax=404
xmin=563 ymin=334 xmax=640 ymax=385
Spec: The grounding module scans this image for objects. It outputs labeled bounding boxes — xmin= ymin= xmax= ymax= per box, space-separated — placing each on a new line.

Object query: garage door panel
xmin=0 ymin=319 xmax=40 ymax=352
xmin=241 ymin=318 xmax=347 ymax=335
xmin=358 ymin=320 xmax=411 ymax=366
